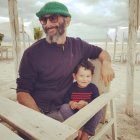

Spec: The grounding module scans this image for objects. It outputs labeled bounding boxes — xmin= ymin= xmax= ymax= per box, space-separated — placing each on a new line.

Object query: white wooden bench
xmin=0 ymin=59 xmax=117 ymax=140
xmin=91 ymin=59 xmax=110 ymax=123
xmin=0 ymin=123 xmax=23 ymax=140
xmin=64 ymin=92 xmax=117 ymax=140
xmin=0 ymin=46 xmax=14 ymax=60
xmin=0 ymin=93 xmax=117 ymax=140
xmin=0 ymin=97 xmax=78 ymax=140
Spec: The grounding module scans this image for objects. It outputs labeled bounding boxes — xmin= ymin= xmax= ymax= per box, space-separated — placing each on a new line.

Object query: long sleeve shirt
xmin=63 ymin=82 xmax=99 ymax=103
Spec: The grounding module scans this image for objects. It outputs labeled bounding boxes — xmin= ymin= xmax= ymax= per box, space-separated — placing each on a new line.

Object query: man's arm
xmin=98 ymin=50 xmax=115 ymax=86
xmin=17 ymin=92 xmax=40 ymax=112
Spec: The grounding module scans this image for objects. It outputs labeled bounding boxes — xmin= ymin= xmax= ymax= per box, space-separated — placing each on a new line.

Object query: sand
xmin=0 ymin=59 xmax=140 ymax=140
xmin=106 ymin=63 xmax=140 ymax=140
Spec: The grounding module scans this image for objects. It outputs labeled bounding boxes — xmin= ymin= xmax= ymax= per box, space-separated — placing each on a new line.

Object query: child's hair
xmin=73 ymin=60 xmax=95 ymax=75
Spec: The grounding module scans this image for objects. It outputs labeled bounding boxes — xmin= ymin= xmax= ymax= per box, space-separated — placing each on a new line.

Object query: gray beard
xmin=45 ymin=30 xmax=60 ymax=44
xmin=45 ymin=20 xmax=65 ymax=44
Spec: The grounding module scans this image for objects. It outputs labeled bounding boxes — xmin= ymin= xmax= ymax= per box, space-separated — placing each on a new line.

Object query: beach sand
xmin=103 ymin=63 xmax=140 ymax=140
xmin=0 ymin=59 xmax=140 ymax=140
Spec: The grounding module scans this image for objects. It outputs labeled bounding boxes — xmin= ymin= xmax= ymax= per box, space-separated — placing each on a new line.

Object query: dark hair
xmin=73 ymin=60 xmax=95 ymax=75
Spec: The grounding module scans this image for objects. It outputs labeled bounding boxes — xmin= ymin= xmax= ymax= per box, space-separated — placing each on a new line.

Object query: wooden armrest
xmin=0 ymin=97 xmax=77 ymax=140
xmin=0 ymin=123 xmax=23 ymax=140
xmin=63 ymin=93 xmax=116 ymax=130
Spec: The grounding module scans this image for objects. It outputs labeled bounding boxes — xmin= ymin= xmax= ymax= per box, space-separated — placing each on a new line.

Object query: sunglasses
xmin=39 ymin=14 xmax=59 ymax=25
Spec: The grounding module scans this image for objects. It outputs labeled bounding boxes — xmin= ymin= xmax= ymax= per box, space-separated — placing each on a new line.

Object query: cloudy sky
xmin=0 ymin=0 xmax=128 ymax=41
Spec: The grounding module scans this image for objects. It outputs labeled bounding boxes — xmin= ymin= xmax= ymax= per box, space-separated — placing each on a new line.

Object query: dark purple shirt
xmin=17 ymin=37 xmax=102 ymax=112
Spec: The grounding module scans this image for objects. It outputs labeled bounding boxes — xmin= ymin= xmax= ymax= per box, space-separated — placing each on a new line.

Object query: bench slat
xmin=89 ymin=119 xmax=114 ymax=140
xmin=0 ymin=97 xmax=77 ymax=140
xmin=0 ymin=123 xmax=23 ymax=140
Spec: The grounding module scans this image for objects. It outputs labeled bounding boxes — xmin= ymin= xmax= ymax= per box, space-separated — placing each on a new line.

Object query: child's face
xmin=73 ymin=66 xmax=93 ymax=88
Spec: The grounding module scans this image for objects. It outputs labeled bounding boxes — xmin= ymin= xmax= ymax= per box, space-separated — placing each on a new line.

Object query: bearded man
xmin=17 ymin=1 xmax=114 ymax=140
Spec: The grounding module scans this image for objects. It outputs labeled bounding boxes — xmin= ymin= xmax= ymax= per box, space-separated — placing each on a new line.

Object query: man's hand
xmin=17 ymin=92 xmax=40 ymax=112
xmin=99 ymin=50 xmax=115 ymax=86
xmin=101 ymin=60 xmax=115 ymax=86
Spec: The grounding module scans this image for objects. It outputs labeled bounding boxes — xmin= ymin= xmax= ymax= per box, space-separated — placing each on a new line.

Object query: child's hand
xmin=77 ymin=100 xmax=88 ymax=109
xmin=69 ymin=101 xmax=79 ymax=110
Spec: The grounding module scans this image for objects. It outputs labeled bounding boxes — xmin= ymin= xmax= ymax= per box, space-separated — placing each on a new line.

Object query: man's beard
xmin=43 ymin=20 xmax=65 ymax=44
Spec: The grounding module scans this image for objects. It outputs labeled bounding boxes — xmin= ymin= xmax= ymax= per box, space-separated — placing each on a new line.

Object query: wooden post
xmin=26 ymin=32 xmax=31 ymax=47
xmin=8 ymin=0 xmax=21 ymax=77
xmin=105 ymin=34 xmax=108 ymax=51
xmin=126 ymin=0 xmax=139 ymax=116
xmin=21 ymin=18 xmax=26 ymax=50
xmin=121 ymin=32 xmax=125 ymax=63
xmin=113 ymin=28 xmax=118 ymax=62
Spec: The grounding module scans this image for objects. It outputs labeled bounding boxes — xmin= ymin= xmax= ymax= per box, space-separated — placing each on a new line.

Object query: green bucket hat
xmin=36 ymin=1 xmax=71 ymax=19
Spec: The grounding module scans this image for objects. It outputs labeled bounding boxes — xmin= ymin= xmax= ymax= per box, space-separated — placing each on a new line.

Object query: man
xmin=17 ymin=1 xmax=114 ymax=139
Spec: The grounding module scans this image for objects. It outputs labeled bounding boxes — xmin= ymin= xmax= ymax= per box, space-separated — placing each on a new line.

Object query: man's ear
xmin=65 ymin=17 xmax=71 ymax=27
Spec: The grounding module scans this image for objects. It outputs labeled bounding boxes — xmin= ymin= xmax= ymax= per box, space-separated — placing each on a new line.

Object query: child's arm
xmin=92 ymin=85 xmax=100 ymax=100
xmin=63 ymin=86 xmax=73 ymax=104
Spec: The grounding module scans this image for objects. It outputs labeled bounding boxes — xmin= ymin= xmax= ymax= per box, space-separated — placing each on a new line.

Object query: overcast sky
xmin=0 ymin=0 xmax=128 ymax=41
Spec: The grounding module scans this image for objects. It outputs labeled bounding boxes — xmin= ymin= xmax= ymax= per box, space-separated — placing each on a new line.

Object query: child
xmin=60 ymin=60 xmax=102 ymax=140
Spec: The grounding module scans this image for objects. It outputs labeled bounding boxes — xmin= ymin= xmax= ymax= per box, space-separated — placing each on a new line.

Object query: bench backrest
xmin=90 ymin=59 xmax=109 ymax=94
